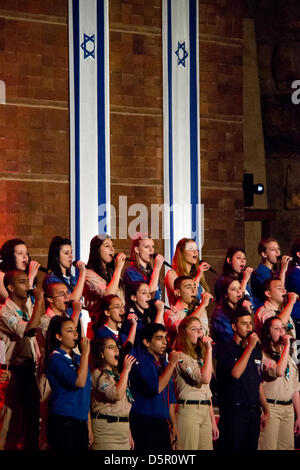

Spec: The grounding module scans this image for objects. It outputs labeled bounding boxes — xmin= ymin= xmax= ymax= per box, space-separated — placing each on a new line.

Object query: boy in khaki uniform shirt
xmin=0 ymin=270 xmax=43 ymax=450
xmin=164 ymin=276 xmax=213 ymax=348
xmin=254 ymin=278 xmax=298 ymax=338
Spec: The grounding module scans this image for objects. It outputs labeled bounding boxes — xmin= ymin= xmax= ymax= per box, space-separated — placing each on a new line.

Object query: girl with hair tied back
xmin=0 ymin=238 xmax=40 ymax=305
xmin=43 ymin=236 xmax=86 ymax=317
xmin=45 ymin=315 xmax=92 ymax=450
xmin=211 ymin=276 xmax=253 ymax=344
xmin=123 ymin=232 xmax=164 ymax=303
xmin=89 ymin=337 xmax=136 ymax=450
xmin=214 ymin=246 xmax=254 ymax=305
xmin=84 ymin=234 xmax=126 ymax=309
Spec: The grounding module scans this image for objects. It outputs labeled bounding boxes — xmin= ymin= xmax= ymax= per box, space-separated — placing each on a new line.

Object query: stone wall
xmin=0 ymin=0 xmax=246 ymax=293
xmin=254 ymin=0 xmax=300 ymax=254
xmin=0 ymin=1 xmax=69 ymax=267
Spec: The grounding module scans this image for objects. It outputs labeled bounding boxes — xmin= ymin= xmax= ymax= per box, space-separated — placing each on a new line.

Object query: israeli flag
xmin=69 ymin=0 xmax=110 ymax=263
xmin=163 ymin=0 xmax=202 ymax=261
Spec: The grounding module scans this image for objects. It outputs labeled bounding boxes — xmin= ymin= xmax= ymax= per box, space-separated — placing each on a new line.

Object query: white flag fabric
xmin=163 ymin=0 xmax=202 ymax=261
xmin=69 ymin=0 xmax=110 ymax=263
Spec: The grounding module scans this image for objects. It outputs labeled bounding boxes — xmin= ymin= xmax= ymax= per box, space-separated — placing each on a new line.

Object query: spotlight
xmin=243 ymin=173 xmax=264 ymax=207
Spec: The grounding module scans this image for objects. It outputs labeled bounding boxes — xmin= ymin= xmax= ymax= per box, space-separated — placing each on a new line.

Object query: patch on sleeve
xmin=8 ymin=316 xmax=17 ymax=326
xmin=99 ymin=382 xmax=110 ymax=392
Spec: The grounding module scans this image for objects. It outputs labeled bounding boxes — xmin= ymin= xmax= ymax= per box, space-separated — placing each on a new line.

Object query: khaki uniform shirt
xmin=91 ymin=369 xmax=131 ymax=417
xmin=262 ymin=352 xmax=299 ymax=401
xmin=173 ymin=353 xmax=212 ymax=401
xmin=0 ymin=298 xmax=36 ymax=366
xmin=254 ymin=300 xmax=296 ymax=338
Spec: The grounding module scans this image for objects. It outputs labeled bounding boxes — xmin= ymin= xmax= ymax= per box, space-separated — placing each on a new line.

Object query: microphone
xmin=148 ymin=298 xmax=173 ymax=311
xmin=38 ymin=266 xmax=51 ymax=274
xmin=72 ymin=260 xmax=86 ymax=268
xmin=113 ymin=253 xmax=135 ymax=263
xmin=199 ymin=260 xmax=217 ymax=275
xmin=152 ymin=253 xmax=172 ymax=269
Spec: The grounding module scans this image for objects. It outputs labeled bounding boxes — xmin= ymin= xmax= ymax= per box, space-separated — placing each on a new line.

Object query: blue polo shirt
xmin=211 ymin=305 xmax=234 ymax=344
xmin=286 ymin=265 xmax=300 ymax=320
xmin=94 ymin=324 xmax=119 ymax=342
xmin=123 ymin=266 xmax=162 ymax=302
xmin=46 ymin=348 xmax=91 ymax=421
xmin=251 ymin=264 xmax=273 ymax=311
xmin=129 ymin=350 xmax=176 ymax=420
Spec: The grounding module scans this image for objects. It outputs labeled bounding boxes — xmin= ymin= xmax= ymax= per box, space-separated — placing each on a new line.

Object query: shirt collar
xmin=174 ymin=300 xmax=189 ymax=312
xmin=45 ymin=307 xmax=59 ymax=318
xmin=264 ymin=300 xmax=279 ymax=312
xmin=54 ymin=348 xmax=73 ymax=360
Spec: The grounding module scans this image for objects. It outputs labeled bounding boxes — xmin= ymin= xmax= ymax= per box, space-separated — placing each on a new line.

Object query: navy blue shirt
xmin=211 ymin=305 xmax=234 ymax=344
xmin=215 ymin=340 xmax=262 ymax=407
xmin=215 ymin=274 xmax=254 ymax=306
xmin=46 ymin=348 xmax=91 ymax=421
xmin=251 ymin=264 xmax=274 ymax=312
xmin=94 ymin=324 xmax=119 ymax=342
xmin=129 ymin=350 xmax=176 ymax=420
xmin=286 ymin=265 xmax=300 ymax=320
xmin=123 ymin=265 xmax=161 ymax=303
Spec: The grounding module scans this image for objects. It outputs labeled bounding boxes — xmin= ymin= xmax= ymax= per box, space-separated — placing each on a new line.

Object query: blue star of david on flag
xmin=175 ymin=41 xmax=189 ymax=67
xmin=81 ymin=33 xmax=95 ymax=59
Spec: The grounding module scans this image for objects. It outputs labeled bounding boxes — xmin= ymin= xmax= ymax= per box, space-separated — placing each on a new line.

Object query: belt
xmin=91 ymin=412 xmax=129 ymax=422
xmin=177 ymin=400 xmax=211 ymax=405
xmin=221 ymin=402 xmax=260 ymax=411
xmin=267 ymin=399 xmax=292 ymax=406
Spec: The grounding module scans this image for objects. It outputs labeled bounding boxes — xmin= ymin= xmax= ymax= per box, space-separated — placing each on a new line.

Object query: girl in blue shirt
xmin=211 ymin=277 xmax=253 ymax=344
xmin=214 ymin=247 xmax=254 ymax=306
xmin=45 ymin=315 xmax=92 ymax=450
xmin=43 ymin=236 xmax=86 ymax=315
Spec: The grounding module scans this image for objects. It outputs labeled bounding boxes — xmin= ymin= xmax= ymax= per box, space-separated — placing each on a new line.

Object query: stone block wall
xmin=0 ymin=0 xmax=246 ymax=292
xmin=0 ymin=1 xmax=69 ymax=267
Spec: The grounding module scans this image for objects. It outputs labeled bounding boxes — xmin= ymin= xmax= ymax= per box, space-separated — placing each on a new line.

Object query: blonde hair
xmin=172 ymin=238 xmax=210 ymax=292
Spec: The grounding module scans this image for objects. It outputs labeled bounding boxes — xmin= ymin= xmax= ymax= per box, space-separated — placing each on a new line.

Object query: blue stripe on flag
xmin=167 ymin=0 xmax=174 ymax=259
xmin=73 ymin=0 xmax=80 ymax=260
xmin=189 ymin=0 xmax=199 ymax=244
xmin=97 ymin=0 xmax=107 ymax=231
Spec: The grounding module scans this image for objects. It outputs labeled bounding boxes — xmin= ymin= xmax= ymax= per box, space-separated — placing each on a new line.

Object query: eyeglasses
xmin=51 ymin=292 xmax=69 ymax=299
xmin=104 ymin=344 xmax=120 ymax=351
xmin=109 ymin=304 xmax=125 ymax=311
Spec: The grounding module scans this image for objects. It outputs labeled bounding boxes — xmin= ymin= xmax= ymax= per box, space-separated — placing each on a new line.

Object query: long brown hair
xmin=173 ymin=316 xmax=203 ymax=360
xmin=172 ymin=238 xmax=210 ymax=292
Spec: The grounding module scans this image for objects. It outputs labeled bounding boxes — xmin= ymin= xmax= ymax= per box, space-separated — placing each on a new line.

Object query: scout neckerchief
xmin=104 ymin=369 xmax=134 ymax=403
xmin=15 ymin=306 xmax=29 ymax=322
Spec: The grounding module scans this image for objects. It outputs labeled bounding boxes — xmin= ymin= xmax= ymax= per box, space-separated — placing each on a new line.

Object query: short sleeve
xmin=94 ymin=371 xmax=118 ymax=403
xmin=47 ymin=352 xmax=78 ymax=390
xmin=164 ymin=309 xmax=186 ymax=334
xmin=176 ymin=354 xmax=202 ymax=386
xmin=0 ymin=311 xmax=27 ymax=339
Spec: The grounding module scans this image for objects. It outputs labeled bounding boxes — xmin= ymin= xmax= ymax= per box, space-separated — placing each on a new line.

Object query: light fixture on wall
xmin=243 ymin=173 xmax=264 ymax=207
